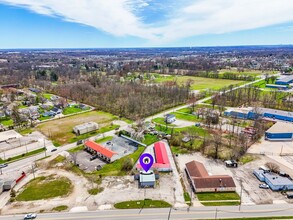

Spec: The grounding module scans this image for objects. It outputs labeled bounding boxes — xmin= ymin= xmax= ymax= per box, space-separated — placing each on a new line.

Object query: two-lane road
xmin=1 ymin=204 xmax=293 ymax=220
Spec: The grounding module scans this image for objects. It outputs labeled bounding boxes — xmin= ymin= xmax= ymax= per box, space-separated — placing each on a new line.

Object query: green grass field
xmin=0 ymin=118 xmax=13 ymax=126
xmin=114 ymin=199 xmax=171 ymax=209
xmin=218 ymin=69 xmax=276 ymax=76
xmin=197 ymin=192 xmax=240 ymax=201
xmin=201 ymin=201 xmax=240 ymax=206
xmin=172 ymin=112 xmax=202 ymax=122
xmin=152 ymin=117 xmax=176 ymax=126
xmin=143 ymin=134 xmax=160 ymax=146
xmin=154 ymin=75 xmax=245 ymax=90
xmin=37 ymin=111 xmax=118 ymax=145
xmin=16 ymin=175 xmax=73 ymax=201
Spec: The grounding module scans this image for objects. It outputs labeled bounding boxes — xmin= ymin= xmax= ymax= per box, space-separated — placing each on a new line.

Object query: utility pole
xmin=43 ymin=139 xmax=46 ymax=157
xmin=239 ymin=179 xmax=243 ymax=211
xmin=280 ymin=145 xmax=283 ymax=156
xmin=215 ymin=208 xmax=218 ymax=220
xmin=31 ymin=164 xmax=35 ymax=179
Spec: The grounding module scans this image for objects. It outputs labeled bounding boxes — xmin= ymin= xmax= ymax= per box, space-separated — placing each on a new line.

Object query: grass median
xmin=114 ymin=199 xmax=171 ymax=209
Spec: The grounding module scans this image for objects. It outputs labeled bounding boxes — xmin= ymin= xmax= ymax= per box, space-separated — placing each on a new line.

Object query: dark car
xmin=90 ymin=155 xmax=98 ymax=161
xmin=77 ymin=140 xmax=83 ymax=145
xmin=0 ymin=163 xmax=8 ymax=169
xmin=51 ymin=148 xmax=57 ymax=152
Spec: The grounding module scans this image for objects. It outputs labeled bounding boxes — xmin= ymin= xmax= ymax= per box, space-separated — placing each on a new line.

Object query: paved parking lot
xmin=74 ymin=150 xmax=106 ymax=172
xmin=103 ymin=136 xmax=138 ymax=159
xmin=248 ymin=137 xmax=293 ymax=155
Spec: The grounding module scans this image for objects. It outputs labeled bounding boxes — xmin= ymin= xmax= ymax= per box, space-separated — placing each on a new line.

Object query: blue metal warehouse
xmin=225 ymin=107 xmax=293 ymax=122
xmin=276 ymin=75 xmax=293 ymax=85
xmin=254 ymin=169 xmax=293 ymax=191
xmin=265 ymin=122 xmax=293 ymax=141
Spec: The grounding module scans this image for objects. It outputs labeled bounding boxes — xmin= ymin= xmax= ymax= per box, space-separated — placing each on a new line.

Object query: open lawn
xmin=218 ymin=69 xmax=273 ymax=77
xmin=196 ymin=192 xmax=240 ymax=201
xmin=152 ymin=117 xmax=176 ymax=126
xmin=201 ymin=201 xmax=240 ymax=206
xmin=36 ymin=111 xmax=118 ymax=145
xmin=154 ymin=75 xmax=245 ymax=90
xmin=173 ymin=112 xmax=202 ymax=122
xmin=0 ymin=118 xmax=13 ymax=126
xmin=114 ymin=199 xmax=171 ymax=209
xmin=143 ymin=134 xmax=160 ymax=146
xmin=16 ymin=175 xmax=72 ymax=201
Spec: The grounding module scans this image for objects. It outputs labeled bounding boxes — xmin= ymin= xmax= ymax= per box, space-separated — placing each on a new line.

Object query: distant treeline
xmin=187 ymin=71 xmax=256 ymax=81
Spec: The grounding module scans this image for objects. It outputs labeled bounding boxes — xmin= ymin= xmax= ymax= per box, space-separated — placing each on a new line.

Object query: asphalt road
xmin=1 ymin=204 xmax=293 ymax=220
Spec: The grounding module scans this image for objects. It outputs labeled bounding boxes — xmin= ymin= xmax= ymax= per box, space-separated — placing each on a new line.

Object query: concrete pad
xmin=97 ymin=204 xmax=112 ymax=210
xmin=0 ymin=130 xmax=22 ymax=142
xmin=69 ymin=206 xmax=88 ymax=212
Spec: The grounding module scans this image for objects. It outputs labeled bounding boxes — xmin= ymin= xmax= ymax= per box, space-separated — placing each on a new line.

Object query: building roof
xmin=139 ymin=171 xmax=156 ymax=183
xmin=185 ymin=160 xmax=236 ymax=189
xmin=276 ymin=75 xmax=293 ymax=83
xmin=263 ymin=173 xmax=293 ymax=186
xmin=185 ymin=160 xmax=209 ymax=178
xmin=225 ymin=107 xmax=253 ymax=115
xmin=258 ymin=107 xmax=293 ymax=118
xmin=266 ymin=121 xmax=293 ymax=134
xmin=154 ymin=142 xmax=170 ymax=164
xmin=84 ymin=140 xmax=117 ymax=159
xmin=192 ymin=176 xmax=236 ymax=189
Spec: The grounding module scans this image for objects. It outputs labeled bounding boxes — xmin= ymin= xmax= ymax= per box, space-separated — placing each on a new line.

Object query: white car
xmin=259 ymin=183 xmax=269 ymax=189
xmin=24 ymin=213 xmax=37 ymax=219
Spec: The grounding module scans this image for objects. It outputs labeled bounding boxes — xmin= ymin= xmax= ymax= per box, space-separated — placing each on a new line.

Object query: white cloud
xmin=1 ymin=0 xmax=293 ymax=43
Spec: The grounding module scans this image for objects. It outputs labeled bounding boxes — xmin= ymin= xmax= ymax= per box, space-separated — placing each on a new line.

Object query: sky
xmin=1 ymin=0 xmax=293 ymax=48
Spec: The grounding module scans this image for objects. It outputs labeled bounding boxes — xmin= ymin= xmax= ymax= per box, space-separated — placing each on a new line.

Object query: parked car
xmin=77 ymin=140 xmax=83 ymax=145
xmin=0 ymin=163 xmax=8 ymax=168
xmin=287 ymin=193 xmax=293 ymax=199
xmin=259 ymin=183 xmax=269 ymax=189
xmin=24 ymin=213 xmax=37 ymax=219
xmin=195 ymin=123 xmax=201 ymax=127
xmin=96 ymin=165 xmax=102 ymax=171
xmin=90 ymin=155 xmax=98 ymax=161
xmin=51 ymin=148 xmax=57 ymax=152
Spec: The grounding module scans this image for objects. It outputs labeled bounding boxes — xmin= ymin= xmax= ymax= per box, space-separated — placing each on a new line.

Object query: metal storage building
xmin=73 ymin=122 xmax=99 ymax=135
xmin=263 ymin=173 xmax=293 ymax=191
xmin=139 ymin=171 xmax=156 ymax=188
xmin=276 ymin=75 xmax=293 ymax=85
xmin=265 ymin=122 xmax=293 ymax=141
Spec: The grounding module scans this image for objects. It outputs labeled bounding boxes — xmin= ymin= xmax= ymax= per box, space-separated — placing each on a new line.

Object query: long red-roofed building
xmin=84 ymin=140 xmax=119 ymax=163
xmin=137 ymin=141 xmax=172 ymax=172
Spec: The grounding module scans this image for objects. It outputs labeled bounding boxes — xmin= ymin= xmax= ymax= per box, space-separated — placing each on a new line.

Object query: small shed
xmin=139 ymin=171 xmax=156 ymax=188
